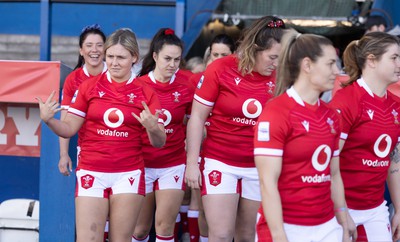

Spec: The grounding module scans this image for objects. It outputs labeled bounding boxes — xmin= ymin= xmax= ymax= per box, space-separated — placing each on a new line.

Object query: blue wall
xmin=0 ymin=156 xmax=39 ymax=202
xmin=0 ymin=2 xmax=176 ymax=38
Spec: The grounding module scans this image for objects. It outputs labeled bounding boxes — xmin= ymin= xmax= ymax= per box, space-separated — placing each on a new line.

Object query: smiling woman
xmin=37 ymin=28 xmax=166 ymax=242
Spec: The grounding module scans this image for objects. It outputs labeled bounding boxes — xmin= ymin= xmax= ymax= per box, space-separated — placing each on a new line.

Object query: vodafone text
xmin=301 ymin=174 xmax=331 ymax=183
xmin=96 ymin=129 xmax=128 ymax=137
xmin=362 ymin=159 xmax=389 ymax=167
xmin=232 ymin=117 xmax=256 ymax=125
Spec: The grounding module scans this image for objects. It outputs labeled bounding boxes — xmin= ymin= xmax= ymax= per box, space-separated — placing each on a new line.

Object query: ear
xmin=79 ymin=48 xmax=84 ymax=57
xmin=152 ymin=52 xmax=157 ymax=62
xmin=132 ymin=55 xmax=138 ymax=64
xmin=301 ymin=57 xmax=312 ymax=73
xmin=366 ymin=54 xmax=376 ymax=68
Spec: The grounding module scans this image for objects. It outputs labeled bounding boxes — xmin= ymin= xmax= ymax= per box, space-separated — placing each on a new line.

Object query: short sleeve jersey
xmin=68 ymin=71 xmax=162 ymax=172
xmin=61 ymin=64 xmax=107 ymax=145
xmin=138 ymin=70 xmax=195 ymax=168
xmin=254 ymin=87 xmax=340 ymax=226
xmin=330 ymin=78 xmax=400 ymax=210
xmin=195 ymin=55 xmax=276 ymax=167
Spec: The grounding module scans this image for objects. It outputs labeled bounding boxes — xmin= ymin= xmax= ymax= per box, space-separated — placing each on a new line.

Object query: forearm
xmin=389 ymin=145 xmax=400 ymax=211
xmin=261 ymin=183 xmax=287 ymax=240
xmin=59 ymin=137 xmax=71 ymax=156
xmin=186 ymin=117 xmax=205 ymax=166
xmin=146 ymin=123 xmax=166 ymax=148
xmin=330 ymin=157 xmax=348 ymax=227
xmin=45 ymin=118 xmax=77 ymax=138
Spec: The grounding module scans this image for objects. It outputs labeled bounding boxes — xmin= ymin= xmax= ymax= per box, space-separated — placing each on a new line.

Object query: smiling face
xmin=79 ymin=33 xmax=105 ymax=68
xmin=373 ymin=43 xmax=400 ymax=85
xmin=105 ymin=43 xmax=137 ymax=82
xmin=308 ymin=45 xmax=340 ymax=92
xmin=153 ymin=44 xmax=182 ymax=80
xmin=253 ymin=41 xmax=281 ymax=76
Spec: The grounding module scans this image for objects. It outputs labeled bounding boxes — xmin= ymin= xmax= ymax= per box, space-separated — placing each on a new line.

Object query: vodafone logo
xmin=242 ymin=98 xmax=262 ymax=119
xmin=311 ymin=145 xmax=331 ymax=172
xmin=161 ymin=109 xmax=172 ymax=126
xmin=374 ymin=134 xmax=392 ymax=158
xmin=103 ymin=108 xmax=124 ymax=128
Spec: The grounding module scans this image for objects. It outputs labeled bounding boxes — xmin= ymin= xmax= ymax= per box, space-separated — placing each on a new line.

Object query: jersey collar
xmin=357 ymin=77 xmax=387 ymax=98
xmin=83 ymin=61 xmax=107 ymax=77
xmin=286 ymin=86 xmax=320 ymax=107
xmin=106 ymin=70 xmax=136 ymax=85
xmin=148 ymin=69 xmax=177 ymax=84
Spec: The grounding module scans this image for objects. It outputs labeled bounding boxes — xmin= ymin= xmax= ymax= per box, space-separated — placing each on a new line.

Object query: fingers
xmin=132 ymin=112 xmax=141 ymax=123
xmin=141 ymin=101 xmax=150 ymax=112
xmin=46 ymin=90 xmax=57 ymax=103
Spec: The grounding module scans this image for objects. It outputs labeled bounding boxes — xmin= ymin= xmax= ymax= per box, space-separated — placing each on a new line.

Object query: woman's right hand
xmin=58 ymin=154 xmax=73 ymax=176
xmin=185 ymin=162 xmax=202 ymax=189
xmin=36 ymin=91 xmax=62 ymax=123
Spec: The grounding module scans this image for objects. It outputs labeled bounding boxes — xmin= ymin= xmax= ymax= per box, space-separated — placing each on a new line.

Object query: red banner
xmin=0 ymin=60 xmax=61 ymax=157
xmin=0 ymin=60 xmax=60 ymax=103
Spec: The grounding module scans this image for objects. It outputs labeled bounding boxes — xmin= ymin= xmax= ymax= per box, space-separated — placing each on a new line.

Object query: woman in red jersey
xmin=184 ymin=33 xmax=236 ymax=242
xmin=254 ymin=29 xmax=354 ymax=242
xmin=37 ymin=28 xmax=166 ymax=242
xmin=330 ymin=32 xmax=400 ymax=241
xmin=59 ymin=24 xmax=107 ymax=176
xmin=185 ymin=16 xmax=285 ymax=242
xmin=131 ymin=28 xmax=194 ymax=242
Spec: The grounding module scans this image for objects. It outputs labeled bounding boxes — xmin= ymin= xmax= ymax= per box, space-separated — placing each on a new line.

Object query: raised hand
xmin=132 ymin=101 xmax=160 ymax=131
xmin=36 ymin=91 xmax=62 ymax=123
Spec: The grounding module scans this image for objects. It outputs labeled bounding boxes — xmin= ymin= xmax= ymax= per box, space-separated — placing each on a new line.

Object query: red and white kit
xmin=254 ymin=87 xmax=341 ymax=226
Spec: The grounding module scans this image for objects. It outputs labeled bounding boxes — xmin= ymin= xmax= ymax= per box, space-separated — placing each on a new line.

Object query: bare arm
xmin=185 ymin=101 xmax=212 ymax=189
xmin=388 ymin=143 xmax=400 ymax=241
xmin=255 ymin=155 xmax=288 ymax=241
xmin=336 ymin=139 xmax=357 ymax=241
xmin=58 ymin=109 xmax=73 ymax=176
xmin=132 ymin=101 xmax=166 ymax=148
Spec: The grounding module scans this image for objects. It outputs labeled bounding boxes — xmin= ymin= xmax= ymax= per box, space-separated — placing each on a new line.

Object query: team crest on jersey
xmin=266 ymin=81 xmax=275 ymax=94
xmin=392 ymin=109 xmax=399 ymax=124
xmin=208 ymin=170 xmax=222 ymax=186
xmin=197 ymin=75 xmax=204 ymax=89
xmin=127 ymin=93 xmax=136 ymax=103
xmin=172 ymin=91 xmax=181 ymax=102
xmin=326 ymin=117 xmax=336 ymax=134
xmin=81 ymin=174 xmax=94 ymax=189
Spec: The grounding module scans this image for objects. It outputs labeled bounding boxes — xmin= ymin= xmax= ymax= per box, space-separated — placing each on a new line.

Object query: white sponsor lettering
xmin=96 ymin=129 xmax=128 ymax=137
xmin=232 ymin=117 xmax=257 ymax=125
xmin=362 ymin=159 xmax=389 ymax=167
xmin=301 ymin=174 xmax=331 ymax=183
xmin=165 ymin=128 xmax=174 ymax=134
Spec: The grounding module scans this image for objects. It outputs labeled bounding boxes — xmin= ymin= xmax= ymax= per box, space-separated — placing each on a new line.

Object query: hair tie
xmin=164 ymin=28 xmax=175 ymax=35
xmin=81 ymin=24 xmax=101 ymax=34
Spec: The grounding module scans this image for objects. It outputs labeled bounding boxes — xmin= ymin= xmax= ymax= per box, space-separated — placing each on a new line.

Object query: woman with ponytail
xmin=330 ymin=32 xmax=400 ymax=241
xmin=254 ymin=29 xmax=352 ymax=241
xmin=132 ymin=28 xmax=195 ymax=242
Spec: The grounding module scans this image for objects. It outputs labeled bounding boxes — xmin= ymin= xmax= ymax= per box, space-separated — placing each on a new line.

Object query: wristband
xmin=334 ymin=207 xmax=347 ymax=213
